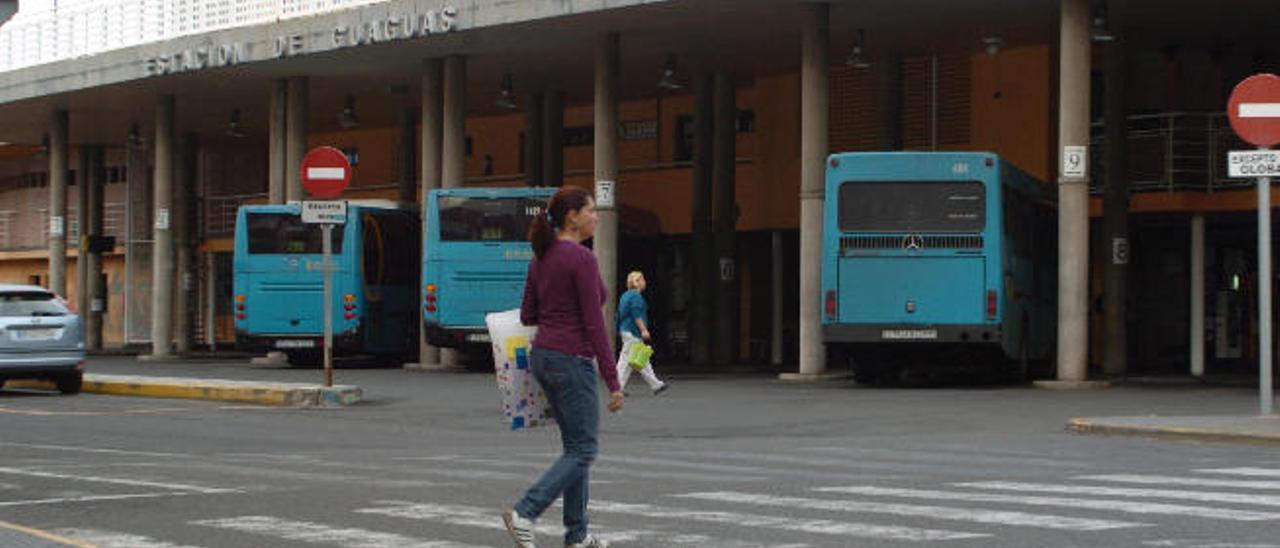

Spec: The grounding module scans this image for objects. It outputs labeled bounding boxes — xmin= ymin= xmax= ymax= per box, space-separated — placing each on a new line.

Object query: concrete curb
xmin=1068 ymin=417 xmax=1280 ymax=445
xmin=9 ymin=374 xmax=361 ymax=407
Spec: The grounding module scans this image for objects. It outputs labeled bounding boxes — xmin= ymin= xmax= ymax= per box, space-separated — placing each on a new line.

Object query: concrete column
xmin=440 ymin=55 xmax=467 ymax=368
xmin=205 ymin=251 xmax=217 ymax=350
xmin=771 ymin=230 xmax=784 ymax=366
xmin=76 ymin=146 xmax=90 ymax=318
xmin=542 ymin=91 xmax=565 ymax=185
xmin=1191 ymin=213 xmax=1206 ymax=376
xmin=712 ymin=69 xmax=737 ymax=365
xmin=148 ymin=95 xmax=176 ymax=359
xmin=878 ymin=52 xmax=904 ymax=151
xmin=1101 ymin=30 xmax=1129 ymax=376
xmin=418 ymin=58 xmax=444 ymax=369
xmin=595 ymin=32 xmax=621 ymax=349
xmin=173 ymin=133 xmax=197 ymax=353
xmin=795 ymin=2 xmax=829 ymax=377
xmin=1054 ymin=0 xmax=1091 ymax=382
xmin=286 ymin=77 xmax=309 ymax=202
xmin=524 ymin=92 xmax=544 ymax=186
xmin=397 ymin=106 xmax=416 ymax=204
xmin=86 ymin=145 xmax=106 ymax=350
xmin=689 ymin=70 xmax=714 ymax=365
xmin=48 ymin=110 xmax=69 ymax=297
xmin=268 ymin=79 xmax=287 ymax=204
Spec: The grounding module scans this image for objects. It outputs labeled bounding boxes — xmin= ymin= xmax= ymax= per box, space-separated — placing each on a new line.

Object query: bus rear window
xmin=246 ymin=213 xmax=344 ymax=254
xmin=838 ymin=181 xmax=985 ymax=232
xmin=439 ymin=196 xmax=546 ymax=242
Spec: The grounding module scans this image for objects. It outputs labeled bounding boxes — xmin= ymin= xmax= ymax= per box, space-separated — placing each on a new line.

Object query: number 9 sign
xmin=1062 ymin=145 xmax=1087 ymax=179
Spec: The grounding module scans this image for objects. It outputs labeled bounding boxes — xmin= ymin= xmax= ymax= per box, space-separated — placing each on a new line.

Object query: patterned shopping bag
xmin=485 ymin=309 xmax=554 ymax=431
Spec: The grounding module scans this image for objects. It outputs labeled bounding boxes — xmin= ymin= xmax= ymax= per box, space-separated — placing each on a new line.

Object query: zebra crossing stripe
xmin=816 ymin=486 xmax=1280 ymax=521
xmin=1198 ymin=467 xmax=1280 ymax=478
xmin=957 ymin=481 xmax=1280 ymax=507
xmin=0 ymin=466 xmax=237 ymax=494
xmin=589 ymin=499 xmax=989 ymax=541
xmin=191 ymin=516 xmax=489 ymax=548
xmin=1079 ymin=474 xmax=1280 ymax=490
xmin=55 ymin=528 xmax=202 ymax=548
xmin=676 ymin=491 xmax=1147 ymax=531
xmin=356 ymin=501 xmax=810 ymax=547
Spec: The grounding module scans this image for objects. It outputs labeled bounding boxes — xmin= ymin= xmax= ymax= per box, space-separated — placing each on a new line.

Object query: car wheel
xmin=56 ymin=373 xmax=83 ymax=395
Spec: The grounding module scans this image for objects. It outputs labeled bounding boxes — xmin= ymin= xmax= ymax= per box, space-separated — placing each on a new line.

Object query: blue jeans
xmin=514 ymin=346 xmax=600 ymax=545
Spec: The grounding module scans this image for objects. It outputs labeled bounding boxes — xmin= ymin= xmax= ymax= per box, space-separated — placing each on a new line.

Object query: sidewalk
xmin=1069 ymin=414 xmax=1280 ymax=444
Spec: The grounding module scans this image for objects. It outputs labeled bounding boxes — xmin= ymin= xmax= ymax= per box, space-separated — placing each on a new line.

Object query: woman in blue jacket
xmin=616 ymin=271 xmax=668 ymax=395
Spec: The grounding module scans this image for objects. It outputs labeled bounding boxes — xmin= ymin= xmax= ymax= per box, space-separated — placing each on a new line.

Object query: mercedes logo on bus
xmin=902 ymin=234 xmax=925 ymax=250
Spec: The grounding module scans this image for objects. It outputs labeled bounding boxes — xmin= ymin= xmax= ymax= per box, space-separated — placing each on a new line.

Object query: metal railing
xmin=1090 ymin=112 xmax=1250 ymax=194
xmin=0 ymin=0 xmax=389 ymax=73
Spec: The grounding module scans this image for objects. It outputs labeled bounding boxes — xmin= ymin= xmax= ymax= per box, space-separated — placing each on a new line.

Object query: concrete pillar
xmin=86 ymin=145 xmax=106 ymax=350
xmin=76 ymin=146 xmax=90 ymax=318
xmin=1191 ymin=213 xmax=1206 ymax=376
xmin=148 ymin=95 xmax=176 ymax=359
xmin=397 ymin=106 xmax=416 ymax=204
xmin=878 ymin=52 xmax=904 ymax=151
xmin=440 ymin=55 xmax=467 ymax=368
xmin=286 ymin=77 xmax=309 ymax=202
xmin=173 ymin=133 xmax=197 ymax=354
xmin=542 ymin=91 xmax=564 ymax=185
xmin=795 ymin=2 xmax=829 ymax=377
xmin=1101 ymin=30 xmax=1129 ymax=377
xmin=418 ymin=58 xmax=444 ymax=369
xmin=524 ymin=92 xmax=544 ymax=186
xmin=48 ymin=110 xmax=69 ymax=297
xmin=205 ymin=251 xmax=217 ymax=351
xmin=689 ymin=70 xmax=714 ymax=366
xmin=712 ymin=69 xmax=737 ymax=365
xmin=1054 ymin=0 xmax=1091 ymax=382
xmin=771 ymin=230 xmax=784 ymax=366
xmin=595 ymin=32 xmax=621 ymax=350
xmin=269 ymin=79 xmax=287 ymax=204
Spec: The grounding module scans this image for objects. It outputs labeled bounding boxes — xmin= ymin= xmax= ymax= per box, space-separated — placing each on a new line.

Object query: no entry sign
xmin=1228 ymin=73 xmax=1280 ymax=147
xmin=301 ymin=146 xmax=352 ymax=199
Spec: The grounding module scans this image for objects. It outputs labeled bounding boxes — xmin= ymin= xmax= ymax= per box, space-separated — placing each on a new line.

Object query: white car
xmin=0 ymin=284 xmax=85 ymax=394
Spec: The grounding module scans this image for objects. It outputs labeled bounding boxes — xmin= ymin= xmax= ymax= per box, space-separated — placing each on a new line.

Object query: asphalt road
xmin=0 ymin=356 xmax=1278 ymax=548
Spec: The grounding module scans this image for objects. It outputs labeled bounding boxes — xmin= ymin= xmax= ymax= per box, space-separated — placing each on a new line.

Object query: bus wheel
xmin=1017 ymin=315 xmax=1031 ymax=382
xmin=286 ymin=351 xmax=321 ymax=367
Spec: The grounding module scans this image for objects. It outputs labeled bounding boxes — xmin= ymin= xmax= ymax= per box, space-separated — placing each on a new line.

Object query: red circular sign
xmin=1228 ymin=73 xmax=1280 ymax=147
xmin=300 ymin=146 xmax=352 ymax=199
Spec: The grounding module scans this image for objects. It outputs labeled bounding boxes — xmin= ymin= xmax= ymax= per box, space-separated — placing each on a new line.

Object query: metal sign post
xmin=1262 ymin=157 xmax=1273 ymax=415
xmin=321 ymin=223 xmax=334 ymax=388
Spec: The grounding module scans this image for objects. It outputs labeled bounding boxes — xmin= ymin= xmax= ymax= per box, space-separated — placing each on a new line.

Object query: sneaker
xmin=566 ymin=535 xmax=609 ymax=548
xmin=502 ymin=509 xmax=538 ymax=548
xmin=652 ymin=382 xmax=669 ymax=395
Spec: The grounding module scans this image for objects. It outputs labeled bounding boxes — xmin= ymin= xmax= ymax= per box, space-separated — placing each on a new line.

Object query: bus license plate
xmin=465 ymin=333 xmax=490 ymax=343
xmin=881 ymin=329 xmax=938 ymax=340
xmin=275 ymin=339 xmax=316 ymax=349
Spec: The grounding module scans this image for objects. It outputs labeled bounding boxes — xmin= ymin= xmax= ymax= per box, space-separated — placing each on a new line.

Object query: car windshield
xmin=0 ymin=292 xmax=70 ymax=317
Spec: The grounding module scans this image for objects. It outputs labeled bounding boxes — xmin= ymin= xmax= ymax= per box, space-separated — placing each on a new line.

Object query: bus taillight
xmin=986 ymin=290 xmax=997 ymax=319
xmin=825 ymin=290 xmax=837 ymax=321
xmin=343 ymin=294 xmax=357 ymax=320
xmin=424 ymin=284 xmax=438 ymax=313
xmin=235 ymin=294 xmax=246 ymax=321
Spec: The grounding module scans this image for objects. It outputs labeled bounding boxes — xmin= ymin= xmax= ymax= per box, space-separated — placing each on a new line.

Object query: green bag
xmin=627 ymin=341 xmax=654 ymax=371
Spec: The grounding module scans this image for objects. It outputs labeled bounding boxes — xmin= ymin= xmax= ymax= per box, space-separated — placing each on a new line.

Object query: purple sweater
xmin=520 ymin=239 xmax=620 ymax=393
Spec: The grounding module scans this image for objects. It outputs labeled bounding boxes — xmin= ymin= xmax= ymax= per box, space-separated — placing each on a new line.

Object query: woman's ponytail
xmin=529 ymin=186 xmax=592 ymax=260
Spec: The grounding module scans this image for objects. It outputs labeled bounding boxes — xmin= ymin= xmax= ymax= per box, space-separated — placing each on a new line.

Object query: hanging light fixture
xmin=225 ymin=108 xmax=246 ymax=138
xmin=845 ymin=29 xmax=871 ymax=69
xmin=982 ymin=36 xmax=1005 ymax=56
xmin=1091 ymin=0 xmax=1115 ymax=43
xmin=657 ymin=55 xmax=683 ymax=90
xmin=339 ymin=95 xmax=361 ymax=129
xmin=126 ymin=124 xmax=147 ymax=151
xmin=495 ymin=73 xmax=518 ymax=109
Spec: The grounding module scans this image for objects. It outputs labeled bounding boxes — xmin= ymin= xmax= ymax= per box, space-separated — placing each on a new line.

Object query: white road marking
xmin=1079 ymin=474 xmax=1280 ymax=490
xmin=0 ymin=466 xmax=237 ymax=494
xmin=0 ymin=442 xmax=192 ymax=458
xmin=816 ymin=486 xmax=1280 ymax=521
xmin=1143 ymin=540 xmax=1280 ymax=548
xmin=403 ymin=455 xmax=765 ymax=483
xmin=958 ymin=481 xmax=1280 ymax=507
xmin=0 ymin=492 xmax=199 ymax=507
xmin=192 ymin=516 xmax=488 ymax=548
xmin=55 ymin=528 xmax=204 ymax=548
xmin=676 ymin=490 xmax=1147 ymax=531
xmin=589 ymin=499 xmax=988 ymax=541
xmin=1197 ymin=468 xmax=1280 ymax=478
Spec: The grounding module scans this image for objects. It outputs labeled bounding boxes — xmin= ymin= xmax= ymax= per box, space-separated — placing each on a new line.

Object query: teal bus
xmin=233 ymin=201 xmax=420 ymax=364
xmin=821 ymin=152 xmax=1057 ymax=382
xmin=422 ymin=187 xmax=556 ymax=351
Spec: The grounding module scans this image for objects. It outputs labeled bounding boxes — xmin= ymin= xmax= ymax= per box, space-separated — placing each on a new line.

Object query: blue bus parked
xmin=422 ymin=187 xmax=556 ymax=351
xmin=821 ymin=152 xmax=1057 ymax=382
xmin=233 ymin=201 xmax=420 ymax=364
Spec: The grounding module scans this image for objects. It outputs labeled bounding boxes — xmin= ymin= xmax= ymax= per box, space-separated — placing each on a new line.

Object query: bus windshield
xmin=246 ymin=213 xmax=345 ymax=254
xmin=838 ymin=181 xmax=985 ymax=233
xmin=438 ymin=196 xmax=545 ymax=242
